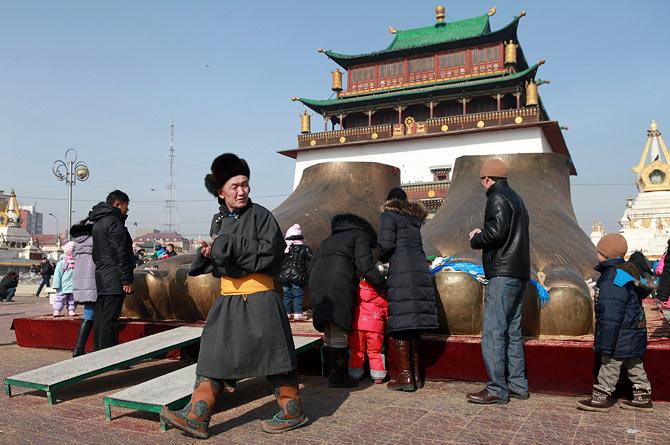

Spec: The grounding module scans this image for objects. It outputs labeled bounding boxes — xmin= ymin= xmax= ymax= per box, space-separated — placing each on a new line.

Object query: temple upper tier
xmin=288 ymin=6 xmax=555 ymax=153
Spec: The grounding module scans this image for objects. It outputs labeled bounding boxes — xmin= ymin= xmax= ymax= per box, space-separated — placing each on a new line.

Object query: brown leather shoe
xmin=386 ymin=338 xmax=416 ymax=392
xmin=261 ymin=384 xmax=309 ymax=433
xmin=466 ymin=388 xmax=508 ymax=405
xmin=160 ymin=377 xmax=221 ymax=439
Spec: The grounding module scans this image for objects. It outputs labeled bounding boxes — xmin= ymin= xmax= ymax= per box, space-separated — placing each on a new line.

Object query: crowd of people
xmin=1 ymin=152 xmax=666 ymax=439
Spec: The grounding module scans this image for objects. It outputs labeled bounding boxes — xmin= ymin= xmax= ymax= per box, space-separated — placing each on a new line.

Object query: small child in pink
xmin=348 ymin=280 xmax=388 ymax=383
xmin=52 ymin=242 xmax=76 ymax=317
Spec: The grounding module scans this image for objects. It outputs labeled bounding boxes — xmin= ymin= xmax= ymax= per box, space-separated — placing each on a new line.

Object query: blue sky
xmin=1 ymin=1 xmax=668 ymax=237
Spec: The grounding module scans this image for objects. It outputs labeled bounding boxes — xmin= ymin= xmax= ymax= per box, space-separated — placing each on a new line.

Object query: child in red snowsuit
xmin=348 ymin=280 xmax=388 ymax=383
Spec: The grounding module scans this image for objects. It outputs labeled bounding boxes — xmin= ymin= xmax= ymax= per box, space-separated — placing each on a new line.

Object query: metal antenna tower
xmin=163 ymin=120 xmax=178 ymax=232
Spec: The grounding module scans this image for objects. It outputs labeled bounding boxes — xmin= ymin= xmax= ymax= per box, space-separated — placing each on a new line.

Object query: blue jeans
xmin=481 ymin=276 xmax=529 ymax=400
xmin=2 ymin=288 xmax=16 ymax=302
xmin=36 ymin=277 xmax=50 ymax=297
xmin=283 ymin=284 xmax=304 ymax=314
xmin=83 ymin=302 xmax=96 ymax=320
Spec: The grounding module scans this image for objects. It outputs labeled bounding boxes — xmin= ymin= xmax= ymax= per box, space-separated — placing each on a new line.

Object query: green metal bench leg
xmin=4 ymin=384 xmax=11 ymax=398
xmin=160 ymin=416 xmax=171 ymax=432
xmin=46 ymin=390 xmax=55 ymax=406
xmin=105 ymin=404 xmax=112 ymax=421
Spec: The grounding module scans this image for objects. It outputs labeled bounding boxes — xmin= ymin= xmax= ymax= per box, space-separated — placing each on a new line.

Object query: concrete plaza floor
xmin=1 ymin=293 xmax=669 ymax=444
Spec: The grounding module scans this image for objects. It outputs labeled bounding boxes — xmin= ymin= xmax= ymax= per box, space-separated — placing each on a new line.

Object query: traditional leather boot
xmin=328 ymin=347 xmax=358 ymax=388
xmin=72 ymin=319 xmax=93 ymax=357
xmin=261 ymin=384 xmax=309 ymax=433
xmin=411 ymin=337 xmax=424 ymax=389
xmin=160 ymin=377 xmax=221 ymax=439
xmin=620 ymin=388 xmax=654 ymax=412
xmin=387 ymin=338 xmax=416 ymax=392
xmin=576 ymin=386 xmax=616 ymax=412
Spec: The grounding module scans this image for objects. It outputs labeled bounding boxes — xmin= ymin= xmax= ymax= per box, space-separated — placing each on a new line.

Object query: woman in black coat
xmin=378 ymin=187 xmax=439 ymax=392
xmin=309 ymin=213 xmax=385 ymax=387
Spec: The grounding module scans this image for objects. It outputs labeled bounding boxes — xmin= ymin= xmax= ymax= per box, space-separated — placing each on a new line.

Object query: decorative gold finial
xmin=504 ymin=40 xmax=518 ymax=70
xmin=488 ymin=6 xmax=497 ymax=16
xmin=291 ymin=97 xmax=300 ymax=101
xmin=388 ymin=26 xmax=397 ymax=34
xmin=331 ymin=69 xmax=343 ymax=92
xmin=300 ymin=110 xmax=311 ymax=134
xmin=525 ymin=80 xmax=538 ymax=107
xmin=435 ymin=5 xmax=445 ymax=23
xmin=317 ymin=48 xmax=325 ymax=53
xmin=538 ymin=59 xmax=545 ymax=66
xmin=518 ymin=10 xmax=526 ymax=17
xmin=651 ymin=120 xmax=658 ymax=131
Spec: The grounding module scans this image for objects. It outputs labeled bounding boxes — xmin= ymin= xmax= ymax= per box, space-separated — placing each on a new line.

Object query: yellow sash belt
xmin=220 ymin=273 xmax=275 ymax=296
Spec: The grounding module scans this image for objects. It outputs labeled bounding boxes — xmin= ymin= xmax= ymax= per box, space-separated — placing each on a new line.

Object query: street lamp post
xmin=48 ymin=213 xmax=60 ymax=244
xmin=52 ymin=149 xmax=89 ymax=240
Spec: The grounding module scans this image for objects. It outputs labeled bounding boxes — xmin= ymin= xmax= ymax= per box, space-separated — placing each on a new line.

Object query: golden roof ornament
xmin=487 ymin=6 xmax=497 ymax=16
xmin=633 ymin=121 xmax=670 ymax=192
xmin=388 ymin=26 xmax=397 ymax=34
xmin=300 ymin=110 xmax=311 ymax=134
xmin=435 ymin=5 xmax=445 ymax=24
xmin=331 ymin=69 xmax=343 ymax=92
xmin=525 ymin=80 xmax=538 ymax=107
xmin=504 ymin=40 xmax=518 ymax=69
xmin=2 ymin=190 xmax=22 ymax=228
xmin=518 ymin=10 xmax=527 ymax=18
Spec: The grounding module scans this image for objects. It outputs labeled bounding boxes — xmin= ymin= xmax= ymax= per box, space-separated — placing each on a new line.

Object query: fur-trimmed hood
xmin=382 ymin=199 xmax=428 ymax=222
xmin=331 ymin=213 xmax=377 ymax=246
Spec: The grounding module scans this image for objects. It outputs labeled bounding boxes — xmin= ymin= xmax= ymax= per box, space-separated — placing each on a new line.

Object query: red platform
xmin=396 ymin=301 xmax=670 ymax=401
xmin=415 ymin=334 xmax=670 ymax=401
xmin=13 ymin=304 xmax=670 ymax=400
xmin=11 ymin=316 xmax=202 ymax=358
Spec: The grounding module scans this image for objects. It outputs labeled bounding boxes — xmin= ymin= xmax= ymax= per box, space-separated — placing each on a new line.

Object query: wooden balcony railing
xmin=297 ymin=107 xmax=540 ymax=149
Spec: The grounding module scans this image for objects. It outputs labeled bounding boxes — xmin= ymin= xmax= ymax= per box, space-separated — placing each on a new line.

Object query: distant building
xmin=617 ymin=121 xmax=670 ymax=259
xmin=0 ymin=190 xmax=43 ymax=272
xmin=20 ymin=205 xmax=44 ymax=235
xmin=133 ymin=230 xmax=192 ymax=253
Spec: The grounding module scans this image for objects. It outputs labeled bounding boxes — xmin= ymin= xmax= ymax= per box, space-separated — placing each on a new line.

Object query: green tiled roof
xmin=387 ymin=14 xmax=490 ymax=51
xmin=323 ymin=14 xmax=521 ymax=68
xmin=297 ymin=64 xmax=540 ymax=113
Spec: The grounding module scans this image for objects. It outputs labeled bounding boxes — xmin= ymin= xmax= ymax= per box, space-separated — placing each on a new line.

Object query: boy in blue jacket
xmin=577 ymin=234 xmax=653 ymax=412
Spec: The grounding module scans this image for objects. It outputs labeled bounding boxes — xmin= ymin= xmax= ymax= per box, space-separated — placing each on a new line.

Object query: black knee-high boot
xmin=73 ymin=319 xmax=93 ymax=357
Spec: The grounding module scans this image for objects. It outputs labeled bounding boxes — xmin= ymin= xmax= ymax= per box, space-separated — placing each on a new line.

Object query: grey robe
xmin=192 ymin=200 xmax=296 ymax=380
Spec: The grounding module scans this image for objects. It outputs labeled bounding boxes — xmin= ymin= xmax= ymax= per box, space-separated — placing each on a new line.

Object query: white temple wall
xmin=293 ymin=126 xmax=553 ymax=189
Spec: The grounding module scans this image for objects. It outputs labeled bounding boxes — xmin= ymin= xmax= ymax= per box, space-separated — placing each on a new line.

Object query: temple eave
xmin=323 ymin=16 xmax=521 ymax=69
xmin=298 ymin=63 xmax=540 ymax=115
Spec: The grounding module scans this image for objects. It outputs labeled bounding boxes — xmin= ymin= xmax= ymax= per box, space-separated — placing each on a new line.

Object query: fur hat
xmin=596 ymin=234 xmax=628 ymax=259
xmin=204 ymin=153 xmax=250 ymax=197
xmin=479 ymin=159 xmax=508 ymax=179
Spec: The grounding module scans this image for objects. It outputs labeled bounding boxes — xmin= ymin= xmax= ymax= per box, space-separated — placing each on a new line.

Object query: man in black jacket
xmin=35 ymin=258 xmax=53 ymax=297
xmin=88 ymin=190 xmax=135 ymax=350
xmin=466 ymin=158 xmax=530 ymax=405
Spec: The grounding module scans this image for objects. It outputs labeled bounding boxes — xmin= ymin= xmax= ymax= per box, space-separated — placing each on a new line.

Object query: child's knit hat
xmin=284 ymin=224 xmax=305 ymax=253
xmin=596 ymin=234 xmax=627 ymax=259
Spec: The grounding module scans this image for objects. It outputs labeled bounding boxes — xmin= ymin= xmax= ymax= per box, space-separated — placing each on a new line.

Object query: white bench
xmin=4 ymin=326 xmax=203 ymax=405
xmin=103 ymin=335 xmax=322 ymax=430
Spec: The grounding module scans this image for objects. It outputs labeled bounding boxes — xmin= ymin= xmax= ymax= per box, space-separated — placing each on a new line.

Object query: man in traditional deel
xmin=160 ymin=153 xmax=308 ymax=439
